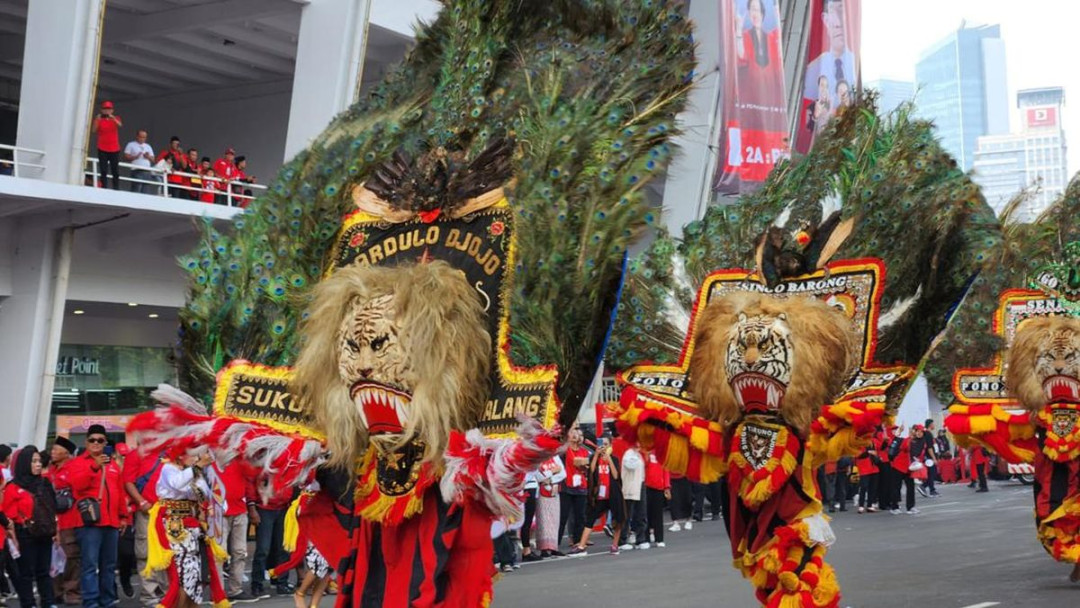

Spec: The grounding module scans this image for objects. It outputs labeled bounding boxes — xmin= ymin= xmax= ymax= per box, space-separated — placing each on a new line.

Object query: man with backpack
xmin=122 ymin=441 xmax=167 ymax=607
xmin=46 ymin=436 xmax=82 ymax=606
xmin=70 ymin=425 xmax=125 ymax=608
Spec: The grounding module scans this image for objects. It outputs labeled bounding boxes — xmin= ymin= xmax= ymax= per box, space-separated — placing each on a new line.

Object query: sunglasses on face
xmin=87 ymin=437 xmax=106 ymax=444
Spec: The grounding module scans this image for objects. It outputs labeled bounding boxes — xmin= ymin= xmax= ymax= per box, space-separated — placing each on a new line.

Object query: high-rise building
xmin=865 ymin=78 xmax=915 ymax=114
xmin=915 ymin=23 xmax=1009 ymax=170
xmin=973 ymin=87 xmax=1069 ymax=222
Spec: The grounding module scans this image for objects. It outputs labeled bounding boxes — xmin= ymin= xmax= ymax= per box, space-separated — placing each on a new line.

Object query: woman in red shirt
xmin=11 ymin=446 xmax=58 ymax=608
xmin=855 ymin=445 xmax=880 ymax=513
xmin=643 ymin=449 xmax=671 ymax=547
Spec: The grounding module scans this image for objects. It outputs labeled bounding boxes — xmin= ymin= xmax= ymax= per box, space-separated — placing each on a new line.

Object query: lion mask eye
xmin=370 ymin=335 xmax=390 ymax=352
xmin=346 ymin=338 xmax=362 ymax=353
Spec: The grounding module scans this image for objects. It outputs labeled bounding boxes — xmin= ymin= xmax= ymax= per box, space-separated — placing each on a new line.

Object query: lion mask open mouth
xmin=1042 ymin=375 xmax=1080 ymax=404
xmin=351 ymin=382 xmax=412 ymax=435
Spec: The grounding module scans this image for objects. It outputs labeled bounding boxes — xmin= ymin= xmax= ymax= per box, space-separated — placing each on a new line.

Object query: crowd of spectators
xmin=91 ymin=100 xmax=258 ymax=206
xmin=0 ymin=426 xmax=327 ymax=608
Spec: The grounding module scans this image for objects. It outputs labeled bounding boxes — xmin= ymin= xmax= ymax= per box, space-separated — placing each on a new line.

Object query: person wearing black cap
xmin=47 ymin=436 xmax=83 ymax=606
xmin=70 ymin=424 xmax=125 ymax=608
xmin=157 ymin=136 xmax=190 ymax=199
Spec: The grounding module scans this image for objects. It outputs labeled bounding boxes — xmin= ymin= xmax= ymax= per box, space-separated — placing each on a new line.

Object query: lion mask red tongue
xmin=1043 ymin=375 xmax=1080 ymax=404
xmin=730 ymin=372 xmax=787 ymax=414
xmin=351 ymin=383 xmax=411 ymax=435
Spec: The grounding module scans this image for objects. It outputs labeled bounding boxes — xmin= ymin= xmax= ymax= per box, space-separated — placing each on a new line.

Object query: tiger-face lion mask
xmin=1007 ymin=316 xmax=1080 ymax=411
xmin=689 ymin=292 xmax=859 ymax=435
xmin=293 ymin=261 xmax=491 ymax=468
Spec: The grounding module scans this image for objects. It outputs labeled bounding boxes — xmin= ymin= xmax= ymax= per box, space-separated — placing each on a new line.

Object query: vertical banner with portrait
xmin=792 ymin=0 xmax=861 ymax=155
xmin=713 ymin=0 xmax=791 ymax=194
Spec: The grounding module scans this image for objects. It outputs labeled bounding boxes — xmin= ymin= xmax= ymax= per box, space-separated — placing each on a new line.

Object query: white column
xmin=660 ymin=0 xmax=723 ymax=235
xmin=283 ymin=0 xmax=374 ymax=160
xmin=0 ymin=218 xmax=71 ymax=446
xmin=15 ymin=0 xmax=106 ymax=184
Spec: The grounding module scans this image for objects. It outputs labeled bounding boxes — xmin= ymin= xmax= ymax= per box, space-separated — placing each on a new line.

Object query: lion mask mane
xmin=1006 ymin=316 xmax=1080 ymax=412
xmin=293 ymin=261 xmax=491 ymax=469
xmin=689 ymin=292 xmax=859 ymax=435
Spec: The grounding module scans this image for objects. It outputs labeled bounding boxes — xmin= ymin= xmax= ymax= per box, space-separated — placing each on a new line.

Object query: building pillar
xmin=283 ymin=0 xmax=374 ymax=160
xmin=0 ymin=218 xmax=71 ymax=446
xmin=660 ymin=0 xmax=722 ymax=234
xmin=15 ymin=0 xmax=106 ymax=184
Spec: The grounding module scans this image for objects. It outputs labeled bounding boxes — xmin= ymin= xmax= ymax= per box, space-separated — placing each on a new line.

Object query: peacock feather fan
xmin=176 ymin=0 xmax=696 ymax=419
xmin=608 ymin=95 xmax=1003 ymax=383
xmin=923 ymin=177 xmax=1080 ymax=403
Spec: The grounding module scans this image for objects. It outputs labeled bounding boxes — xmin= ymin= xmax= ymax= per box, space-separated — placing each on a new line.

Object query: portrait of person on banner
xmin=797 ymin=0 xmax=861 ymax=153
xmin=735 ymin=0 xmax=785 ymax=117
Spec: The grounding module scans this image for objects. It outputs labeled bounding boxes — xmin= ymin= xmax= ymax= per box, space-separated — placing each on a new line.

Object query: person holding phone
xmin=570 ymin=436 xmax=627 ymax=555
xmin=91 ymin=101 xmax=122 ymax=189
xmin=558 ymin=426 xmax=590 ymax=550
xmin=70 ymin=425 xmax=124 ymax=608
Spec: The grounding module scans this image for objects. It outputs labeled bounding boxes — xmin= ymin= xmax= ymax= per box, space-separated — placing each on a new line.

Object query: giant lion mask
xmin=293 ymin=261 xmax=491 ymax=468
xmin=1007 ymin=316 xmax=1080 ymax=412
xmin=689 ymin=292 xmax=859 ymax=435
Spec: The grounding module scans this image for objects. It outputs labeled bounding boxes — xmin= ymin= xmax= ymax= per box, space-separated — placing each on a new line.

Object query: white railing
xmin=600 ymin=376 xmax=621 ymax=403
xmin=0 ymin=143 xmax=47 ymax=178
xmin=84 ymin=157 xmax=267 ymax=208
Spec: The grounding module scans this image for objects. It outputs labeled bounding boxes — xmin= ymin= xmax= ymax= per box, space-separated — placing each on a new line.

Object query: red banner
xmin=713 ymin=0 xmax=790 ymax=194
xmin=792 ymin=0 xmax=861 ymax=155
xmin=1026 ymin=107 xmax=1058 ymax=129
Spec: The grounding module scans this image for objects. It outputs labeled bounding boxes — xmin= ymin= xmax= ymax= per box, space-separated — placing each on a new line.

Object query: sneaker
xmin=656 ymin=542 xmax=666 ymax=548
xmin=609 ymin=545 xmax=621 ymax=555
xmin=120 ymin=579 xmax=135 ymax=599
xmin=228 ymin=592 xmax=259 ymax=604
xmin=668 ymin=522 xmax=682 ymax=532
xmin=512 ymin=563 xmax=521 ymax=570
xmin=501 ymin=564 xmax=514 ymax=573
xmin=975 ymin=488 xmax=989 ymax=493
xmin=275 ymin=583 xmax=296 ymax=596
xmin=250 ymin=585 xmax=270 ymax=600
xmin=889 ymin=509 xmax=902 ymax=515
xmin=916 ymin=486 xmax=929 ymax=498
xmin=683 ymin=521 xmax=693 ymax=531
xmin=567 ymin=546 xmax=586 ymax=555
xmin=522 ymin=553 xmax=543 ymax=562
xmin=626 ymin=533 xmax=637 ymax=545
xmin=867 ymin=506 xmax=879 ymax=513
xmin=857 ymin=507 xmax=865 ymax=514
xmin=907 ymin=508 xmax=920 ymax=515
xmin=637 ymin=542 xmax=651 ymax=550
xmin=619 ymin=543 xmax=634 ymax=551
xmin=603 ymin=524 xmax=614 ymax=538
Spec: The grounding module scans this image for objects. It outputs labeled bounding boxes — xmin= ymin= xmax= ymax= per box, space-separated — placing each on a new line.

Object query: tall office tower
xmin=865 ymin=78 xmax=915 ymax=114
xmin=915 ymin=23 xmax=1009 ymax=170
xmin=973 ymin=87 xmax=1068 ymax=222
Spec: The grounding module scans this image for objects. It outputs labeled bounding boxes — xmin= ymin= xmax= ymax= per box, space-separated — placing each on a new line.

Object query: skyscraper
xmin=865 ymin=78 xmax=915 ymax=114
xmin=973 ymin=87 xmax=1068 ymax=222
xmin=915 ymin=23 xmax=1009 ymax=170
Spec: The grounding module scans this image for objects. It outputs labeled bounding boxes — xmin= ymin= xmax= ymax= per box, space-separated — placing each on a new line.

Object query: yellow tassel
xmin=282 ymin=496 xmax=302 ymax=553
xmin=213 ymin=600 xmax=231 ymax=608
xmin=774 ymin=592 xmax=804 ymax=608
xmin=142 ymin=503 xmax=172 ymax=578
xmin=689 ymin=425 xmax=711 ymax=452
xmin=663 ymin=436 xmax=690 ymax=475
xmin=208 ymin=537 xmax=229 ymax=562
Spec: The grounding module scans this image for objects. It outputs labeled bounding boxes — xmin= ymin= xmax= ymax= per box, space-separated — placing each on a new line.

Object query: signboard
xmin=792 ymin=0 xmax=862 ymax=155
xmin=713 ymin=0 xmax=791 ymax=193
xmin=952 ymin=289 xmax=1068 ymax=405
xmin=1025 ymin=107 xmax=1058 ymax=129
xmin=55 ymin=415 xmax=133 ymax=436
xmin=212 ymin=360 xmax=323 ymax=440
xmin=330 ymin=197 xmax=558 ymax=436
xmin=56 ymin=357 xmax=100 ymax=376
xmin=618 ymin=259 xmax=912 ymax=415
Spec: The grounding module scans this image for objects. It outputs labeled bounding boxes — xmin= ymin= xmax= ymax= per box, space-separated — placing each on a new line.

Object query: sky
xmin=861 ymin=0 xmax=1080 ymax=175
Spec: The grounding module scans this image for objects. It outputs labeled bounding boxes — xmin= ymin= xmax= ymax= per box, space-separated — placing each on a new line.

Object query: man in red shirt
xmin=70 ymin=425 xmax=124 ymax=608
xmin=213 ymin=148 xmax=239 ymax=184
xmin=643 ymin=448 xmax=671 ymax=548
xmin=122 ymin=442 xmax=166 ymax=607
xmin=91 ymin=101 xmax=122 ymax=189
xmin=156 ymin=136 xmax=189 ymax=198
xmin=46 ymin=436 xmax=82 ymax=606
xmin=213 ymin=461 xmax=256 ymax=602
xmin=250 ymin=481 xmax=298 ymax=597
xmin=558 ymin=426 xmax=591 ymax=550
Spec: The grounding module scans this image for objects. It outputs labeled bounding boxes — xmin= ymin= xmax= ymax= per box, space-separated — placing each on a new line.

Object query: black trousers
xmin=974 ymin=463 xmax=988 ymax=490
xmin=705 ymin=481 xmax=723 ymax=518
xmin=834 ymin=471 xmax=849 ymax=509
xmin=97 ymin=149 xmax=120 ymax=189
xmin=558 ymin=492 xmax=586 ymax=547
xmin=626 ymin=498 xmax=646 ymax=543
xmin=493 ymin=532 xmax=516 ymax=567
xmin=645 ymin=487 xmax=666 ymax=544
xmin=895 ymin=473 xmax=916 ymax=510
xmin=118 ymin=525 xmax=136 ymax=588
xmin=858 ymin=473 xmax=878 ymax=508
xmin=670 ymin=477 xmax=692 ymax=521
xmin=14 ymin=533 xmax=54 ymax=608
xmin=521 ymin=489 xmax=537 ymax=550
xmin=690 ymin=482 xmax=706 ymax=520
xmin=878 ymin=466 xmax=895 ymax=510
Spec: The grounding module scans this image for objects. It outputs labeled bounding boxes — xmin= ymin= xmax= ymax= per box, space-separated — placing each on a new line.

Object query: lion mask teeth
xmin=351 ymin=382 xmax=412 ymax=435
xmin=1043 ymin=375 xmax=1080 ymax=404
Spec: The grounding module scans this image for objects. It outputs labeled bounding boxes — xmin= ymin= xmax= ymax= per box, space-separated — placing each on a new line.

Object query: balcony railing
xmin=0 ymin=144 xmax=47 ymax=178
xmin=84 ymin=157 xmax=266 ymax=208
